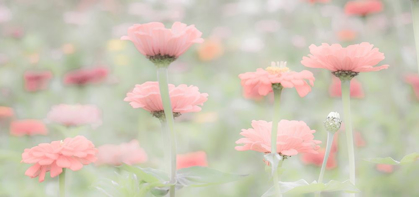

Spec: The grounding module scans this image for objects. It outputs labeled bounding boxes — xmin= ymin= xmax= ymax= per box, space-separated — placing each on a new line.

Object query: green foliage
xmin=176 ymin=166 xmax=245 ymax=187
xmin=365 ymin=153 xmax=419 ymax=165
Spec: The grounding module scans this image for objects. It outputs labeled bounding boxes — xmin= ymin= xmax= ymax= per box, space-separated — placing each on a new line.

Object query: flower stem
xmin=59 ymin=168 xmax=66 ymax=197
xmin=271 ymin=87 xmax=283 ymax=197
xmin=412 ymin=0 xmax=419 ymax=74
xmin=341 ymin=79 xmax=356 ymax=196
xmin=157 ymin=67 xmax=177 ymax=197
xmin=315 ymin=131 xmax=335 ymax=197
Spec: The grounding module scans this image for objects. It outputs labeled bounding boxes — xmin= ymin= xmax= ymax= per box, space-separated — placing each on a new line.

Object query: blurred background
xmin=1 ymin=0 xmax=419 ymax=196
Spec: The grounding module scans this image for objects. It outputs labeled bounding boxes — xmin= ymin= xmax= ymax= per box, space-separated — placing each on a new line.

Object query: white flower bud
xmin=324 ymin=112 xmax=342 ymax=133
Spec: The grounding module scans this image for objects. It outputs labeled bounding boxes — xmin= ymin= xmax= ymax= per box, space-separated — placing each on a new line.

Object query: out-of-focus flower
xmin=23 ymin=71 xmax=53 ymax=92
xmin=46 ymin=104 xmax=102 ymax=127
xmin=301 ymin=42 xmax=389 ymax=80
xmin=404 ymin=74 xmax=419 ymax=100
xmin=305 ymin=0 xmax=330 ymax=4
xmin=63 ymin=67 xmax=108 ymax=86
xmin=240 ymin=37 xmax=264 ymax=52
xmin=177 ymin=151 xmax=208 ymax=169
xmin=301 ymin=148 xmax=337 ymax=169
xmin=62 ymin=43 xmax=75 ymax=54
xmin=376 ymin=164 xmax=393 ymax=173
xmin=197 ymin=39 xmax=224 ymax=61
xmin=10 ymin=120 xmax=48 ymax=136
xmin=63 ymin=11 xmax=89 ymax=25
xmin=0 ymin=106 xmax=14 ymax=119
xmin=121 ymin=22 xmax=203 ymax=66
xmin=337 ymin=29 xmax=358 ymax=42
xmin=329 ymin=77 xmax=364 ymax=98
xmin=354 ymin=131 xmax=366 ymax=147
xmin=0 ymin=5 xmax=11 ymax=23
xmin=124 ymin=82 xmax=208 ymax=119
xmin=255 ymin=20 xmax=280 ymax=33
xmin=344 ymin=0 xmax=383 ymax=17
xmin=239 ymin=62 xmax=315 ymax=98
xmin=22 ymin=136 xmax=97 ymax=182
xmin=235 ymin=120 xmax=321 ymax=156
xmin=107 ymin=39 xmax=126 ymax=51
xmin=95 ymin=140 xmax=147 ymax=166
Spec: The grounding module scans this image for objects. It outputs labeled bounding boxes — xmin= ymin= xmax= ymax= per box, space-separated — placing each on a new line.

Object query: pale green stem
xmin=271 ymin=87 xmax=283 ymax=197
xmin=59 ymin=168 xmax=66 ymax=197
xmin=273 ymin=159 xmax=284 ymax=197
xmin=341 ymin=79 xmax=356 ymax=197
xmin=160 ymin=121 xmax=170 ymax=174
xmin=412 ymin=0 xmax=419 ymax=74
xmin=157 ymin=67 xmax=177 ymax=197
xmin=315 ymin=131 xmax=335 ymax=197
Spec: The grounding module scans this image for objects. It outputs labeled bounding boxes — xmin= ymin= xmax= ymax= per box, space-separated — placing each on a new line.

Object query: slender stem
xmin=272 ymin=159 xmax=284 ymax=197
xmin=315 ymin=132 xmax=335 ymax=197
xmin=157 ymin=67 xmax=177 ymax=197
xmin=341 ymin=79 xmax=356 ymax=196
xmin=270 ymin=87 xmax=283 ymax=197
xmin=59 ymin=169 xmax=66 ymax=197
xmin=412 ymin=0 xmax=419 ymax=74
xmin=160 ymin=121 xmax=170 ymax=174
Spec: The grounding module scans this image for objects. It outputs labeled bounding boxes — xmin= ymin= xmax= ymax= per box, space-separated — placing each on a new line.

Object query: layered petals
xmin=344 ymin=0 xmax=383 ymax=16
xmin=63 ymin=67 xmax=108 ymax=86
xmin=10 ymin=120 xmax=48 ymax=136
xmin=177 ymin=151 xmax=208 ymax=169
xmin=95 ymin=140 xmax=148 ymax=166
xmin=46 ymin=104 xmax=102 ymax=127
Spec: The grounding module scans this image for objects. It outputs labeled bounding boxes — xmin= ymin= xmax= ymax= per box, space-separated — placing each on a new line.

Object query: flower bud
xmin=323 ymin=112 xmax=342 ymax=133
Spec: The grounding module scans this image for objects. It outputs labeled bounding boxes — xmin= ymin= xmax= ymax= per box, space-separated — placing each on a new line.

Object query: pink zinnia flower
xmin=63 ymin=67 xmax=108 ymax=86
xmin=405 ymin=74 xmax=419 ymax=100
xmin=376 ymin=164 xmax=393 ymax=173
xmin=329 ymin=77 xmax=364 ymax=98
xmin=239 ymin=62 xmax=315 ymax=98
xmin=46 ymin=104 xmax=102 ymax=127
xmin=344 ymin=0 xmax=383 ymax=17
xmin=10 ymin=120 xmax=48 ymax=136
xmin=0 ymin=106 xmax=14 ymax=119
xmin=177 ymin=151 xmax=208 ymax=169
xmin=301 ymin=42 xmax=389 ymax=79
xmin=235 ymin=120 xmax=321 ymax=156
xmin=22 ymin=135 xmax=97 ymax=182
xmin=95 ymin=140 xmax=148 ymax=166
xmin=121 ymin=22 xmax=204 ymax=65
xmin=306 ymin=0 xmax=330 ymax=4
xmin=301 ymin=148 xmax=337 ymax=169
xmin=124 ymin=81 xmax=208 ymax=119
xmin=337 ymin=29 xmax=357 ymax=42
xmin=24 ymin=70 xmax=53 ymax=92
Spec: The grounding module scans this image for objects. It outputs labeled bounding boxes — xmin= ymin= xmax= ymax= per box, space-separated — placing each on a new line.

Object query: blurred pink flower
xmin=239 ymin=62 xmax=315 ymax=98
xmin=10 ymin=120 xmax=48 ymax=136
xmin=124 ymin=82 xmax=208 ymax=117
xmin=301 ymin=42 xmax=389 ymax=73
xmin=404 ymin=74 xmax=419 ymax=100
xmin=344 ymin=0 xmax=383 ymax=17
xmin=0 ymin=106 xmax=14 ymax=119
xmin=306 ymin=0 xmax=330 ymax=4
xmin=329 ymin=77 xmax=364 ymax=98
xmin=337 ymin=29 xmax=357 ymax=42
xmin=95 ymin=140 xmax=148 ymax=166
xmin=46 ymin=104 xmax=102 ymax=127
xmin=177 ymin=151 xmax=208 ymax=169
xmin=235 ymin=120 xmax=321 ymax=156
xmin=24 ymin=70 xmax=53 ymax=92
xmin=121 ymin=22 xmax=203 ymax=61
xmin=63 ymin=67 xmax=108 ymax=86
xmin=301 ymin=148 xmax=337 ymax=169
xmin=22 ymin=136 xmax=97 ymax=182
xmin=376 ymin=164 xmax=393 ymax=173
xmin=354 ymin=131 xmax=366 ymax=147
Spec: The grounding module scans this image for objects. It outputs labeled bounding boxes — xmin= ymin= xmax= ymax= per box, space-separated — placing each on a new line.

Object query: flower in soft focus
xmin=301 ymin=148 xmax=337 ymax=169
xmin=0 ymin=106 xmax=14 ymax=119
xmin=301 ymin=42 xmax=389 ymax=80
xmin=376 ymin=164 xmax=393 ymax=173
xmin=124 ymin=82 xmax=208 ymax=119
xmin=354 ymin=131 xmax=366 ymax=147
xmin=305 ymin=0 xmax=330 ymax=4
xmin=344 ymin=0 xmax=383 ymax=17
xmin=121 ymin=22 xmax=204 ymax=66
xmin=10 ymin=120 xmax=48 ymax=136
xmin=404 ymin=74 xmax=419 ymax=100
xmin=235 ymin=120 xmax=321 ymax=156
xmin=197 ymin=39 xmax=224 ymax=61
xmin=23 ymin=70 xmax=53 ymax=92
xmin=46 ymin=104 xmax=102 ymax=127
xmin=329 ymin=77 xmax=364 ymax=98
xmin=63 ymin=67 xmax=108 ymax=86
xmin=239 ymin=61 xmax=315 ymax=98
xmin=337 ymin=29 xmax=357 ymax=42
xmin=177 ymin=151 xmax=208 ymax=169
xmin=95 ymin=140 xmax=148 ymax=166
xmin=22 ymin=136 xmax=97 ymax=182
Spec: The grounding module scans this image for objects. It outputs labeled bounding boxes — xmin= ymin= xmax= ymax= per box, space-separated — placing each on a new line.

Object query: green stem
xmin=157 ymin=67 xmax=177 ymax=197
xmin=412 ymin=0 xmax=419 ymax=74
xmin=59 ymin=168 xmax=66 ymax=197
xmin=160 ymin=121 xmax=170 ymax=174
xmin=315 ymin=132 xmax=335 ymax=197
xmin=341 ymin=79 xmax=356 ymax=196
xmin=271 ymin=87 xmax=283 ymax=197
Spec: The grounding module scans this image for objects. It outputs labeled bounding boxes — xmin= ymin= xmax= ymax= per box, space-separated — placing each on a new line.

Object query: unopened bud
xmin=324 ymin=112 xmax=342 ymax=133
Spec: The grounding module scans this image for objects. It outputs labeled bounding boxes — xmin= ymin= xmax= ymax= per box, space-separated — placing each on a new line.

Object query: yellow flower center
xmin=265 ymin=61 xmax=290 ymax=74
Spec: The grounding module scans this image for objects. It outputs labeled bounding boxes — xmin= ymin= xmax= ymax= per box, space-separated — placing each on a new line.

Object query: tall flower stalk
xmin=59 ymin=169 xmax=66 ymax=197
xmin=270 ymin=86 xmax=283 ymax=197
xmin=412 ymin=0 xmax=419 ymax=74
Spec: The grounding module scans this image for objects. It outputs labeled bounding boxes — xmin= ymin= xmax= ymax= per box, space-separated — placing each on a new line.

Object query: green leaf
xmin=400 ymin=153 xmax=419 ymax=164
xmin=262 ymin=179 xmax=359 ymax=197
xmin=176 ymin=166 xmax=245 ymax=187
xmin=121 ymin=165 xmax=169 ymax=184
xmin=365 ymin=153 xmax=419 ymax=165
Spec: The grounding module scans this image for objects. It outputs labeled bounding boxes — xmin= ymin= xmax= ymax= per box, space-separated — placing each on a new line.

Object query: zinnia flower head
xmin=301 ymin=148 xmax=337 ymax=169
xmin=10 ymin=120 xmax=48 ymax=136
xmin=306 ymin=0 xmax=330 ymax=4
xmin=177 ymin=151 xmax=208 ymax=169
xmin=235 ymin=120 xmax=321 ymax=156
xmin=121 ymin=22 xmax=204 ymax=66
xmin=330 ymin=77 xmax=364 ymax=98
xmin=405 ymin=74 xmax=419 ymax=100
xmin=344 ymin=0 xmax=383 ymax=17
xmin=197 ymin=39 xmax=224 ymax=61
xmin=376 ymin=164 xmax=393 ymax=173
xmin=46 ymin=104 xmax=102 ymax=128
xmin=21 ymin=135 xmax=97 ymax=182
xmin=23 ymin=70 xmax=53 ymax=92
xmin=0 ymin=106 xmax=14 ymax=119
xmin=239 ymin=61 xmax=315 ymax=98
xmin=95 ymin=140 xmax=148 ymax=166
xmin=124 ymin=81 xmax=208 ymax=120
xmin=301 ymin=42 xmax=389 ymax=80
xmin=63 ymin=67 xmax=108 ymax=86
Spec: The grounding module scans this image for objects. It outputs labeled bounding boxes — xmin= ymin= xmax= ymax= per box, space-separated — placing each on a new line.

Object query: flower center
xmin=265 ymin=61 xmax=290 ymax=74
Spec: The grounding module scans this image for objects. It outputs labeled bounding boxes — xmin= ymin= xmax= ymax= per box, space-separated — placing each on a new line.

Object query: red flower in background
xmin=405 ymin=74 xmax=419 ymax=100
xmin=24 ymin=71 xmax=52 ymax=92
xmin=63 ymin=67 xmax=108 ymax=86
xmin=344 ymin=0 xmax=383 ymax=17
xmin=329 ymin=77 xmax=364 ymax=98
xmin=177 ymin=151 xmax=208 ymax=169
xmin=95 ymin=140 xmax=148 ymax=166
xmin=10 ymin=120 xmax=48 ymax=136
xmin=0 ymin=106 xmax=14 ymax=119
